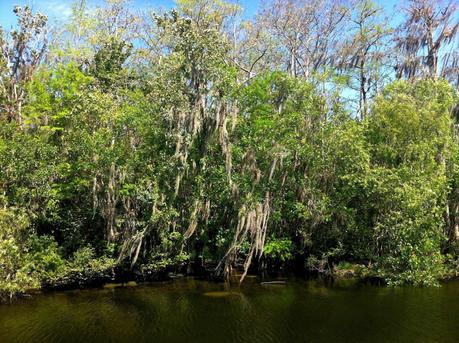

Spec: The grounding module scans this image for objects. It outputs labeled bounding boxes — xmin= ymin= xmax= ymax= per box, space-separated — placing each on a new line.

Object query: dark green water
xmin=1 ymin=278 xmax=459 ymax=343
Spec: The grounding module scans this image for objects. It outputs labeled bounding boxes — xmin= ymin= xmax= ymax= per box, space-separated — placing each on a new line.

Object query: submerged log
xmin=260 ymin=281 xmax=286 ymax=285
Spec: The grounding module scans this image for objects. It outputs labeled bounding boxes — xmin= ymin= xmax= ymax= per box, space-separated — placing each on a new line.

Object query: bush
xmin=0 ymin=209 xmax=34 ymax=300
xmin=0 ymin=208 xmax=116 ymax=300
xmin=264 ymin=238 xmax=293 ymax=263
xmin=44 ymin=246 xmax=116 ymax=289
xmin=0 ymin=210 xmax=65 ymax=300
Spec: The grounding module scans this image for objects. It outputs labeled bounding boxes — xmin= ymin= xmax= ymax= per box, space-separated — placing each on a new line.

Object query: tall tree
xmin=338 ymin=0 xmax=390 ymax=119
xmin=395 ymin=0 xmax=459 ymax=79
xmin=257 ymin=0 xmax=347 ymax=78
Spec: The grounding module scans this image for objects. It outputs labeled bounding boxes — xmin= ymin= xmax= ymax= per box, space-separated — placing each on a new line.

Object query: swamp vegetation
xmin=1 ymin=0 xmax=459 ymax=301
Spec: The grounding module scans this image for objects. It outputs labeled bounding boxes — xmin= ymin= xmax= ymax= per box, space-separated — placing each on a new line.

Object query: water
xmin=1 ymin=278 xmax=459 ymax=343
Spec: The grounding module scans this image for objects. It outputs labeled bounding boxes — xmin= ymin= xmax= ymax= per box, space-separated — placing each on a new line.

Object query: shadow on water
xmin=1 ymin=277 xmax=459 ymax=343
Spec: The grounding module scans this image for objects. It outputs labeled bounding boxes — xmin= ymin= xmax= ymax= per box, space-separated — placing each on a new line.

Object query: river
xmin=1 ymin=278 xmax=458 ymax=342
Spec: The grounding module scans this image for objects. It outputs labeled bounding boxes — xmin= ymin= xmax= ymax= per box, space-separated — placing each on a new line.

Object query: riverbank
xmin=4 ymin=258 xmax=459 ymax=304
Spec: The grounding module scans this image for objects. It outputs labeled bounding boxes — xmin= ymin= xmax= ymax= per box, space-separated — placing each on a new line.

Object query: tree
xmin=338 ymin=0 xmax=391 ymax=119
xmin=0 ymin=6 xmax=47 ymax=125
xmin=257 ymin=0 xmax=347 ymax=78
xmin=395 ymin=0 xmax=459 ymax=80
xmin=365 ymin=79 xmax=456 ymax=285
xmin=2 ymin=1 xmax=459 ymax=297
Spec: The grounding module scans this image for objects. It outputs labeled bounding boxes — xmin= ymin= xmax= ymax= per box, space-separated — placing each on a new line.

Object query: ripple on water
xmin=1 ymin=279 xmax=459 ymax=343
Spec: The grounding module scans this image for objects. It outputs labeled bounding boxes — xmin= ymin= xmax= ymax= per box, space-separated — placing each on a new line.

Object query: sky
xmin=0 ymin=0 xmax=260 ymax=28
xmin=0 ymin=0 xmax=400 ymax=29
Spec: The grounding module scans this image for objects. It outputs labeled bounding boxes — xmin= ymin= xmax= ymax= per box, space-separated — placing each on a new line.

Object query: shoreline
xmin=5 ymin=263 xmax=459 ymax=304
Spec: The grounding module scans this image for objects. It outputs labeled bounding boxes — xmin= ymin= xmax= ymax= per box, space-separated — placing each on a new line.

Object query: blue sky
xmin=1 ymin=0 xmax=400 ymax=29
xmin=0 ymin=0 xmax=259 ymax=28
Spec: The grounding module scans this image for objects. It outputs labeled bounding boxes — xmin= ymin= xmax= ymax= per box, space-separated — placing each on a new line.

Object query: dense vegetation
xmin=1 ymin=0 xmax=459 ymax=300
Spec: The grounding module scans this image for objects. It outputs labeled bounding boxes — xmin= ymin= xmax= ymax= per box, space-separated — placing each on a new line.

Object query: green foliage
xmin=264 ymin=238 xmax=293 ymax=263
xmin=0 ymin=209 xmax=35 ymax=300
xmin=368 ymin=79 xmax=453 ymax=167
xmin=1 ymin=1 xmax=459 ymax=301
xmin=88 ymin=38 xmax=133 ymax=90
xmin=44 ymin=246 xmax=115 ymax=289
xmin=26 ymin=235 xmax=65 ymax=277
xmin=363 ymin=79 xmax=456 ymax=286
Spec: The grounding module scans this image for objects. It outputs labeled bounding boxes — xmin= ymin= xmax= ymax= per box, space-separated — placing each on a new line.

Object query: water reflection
xmin=0 ymin=278 xmax=458 ymax=343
